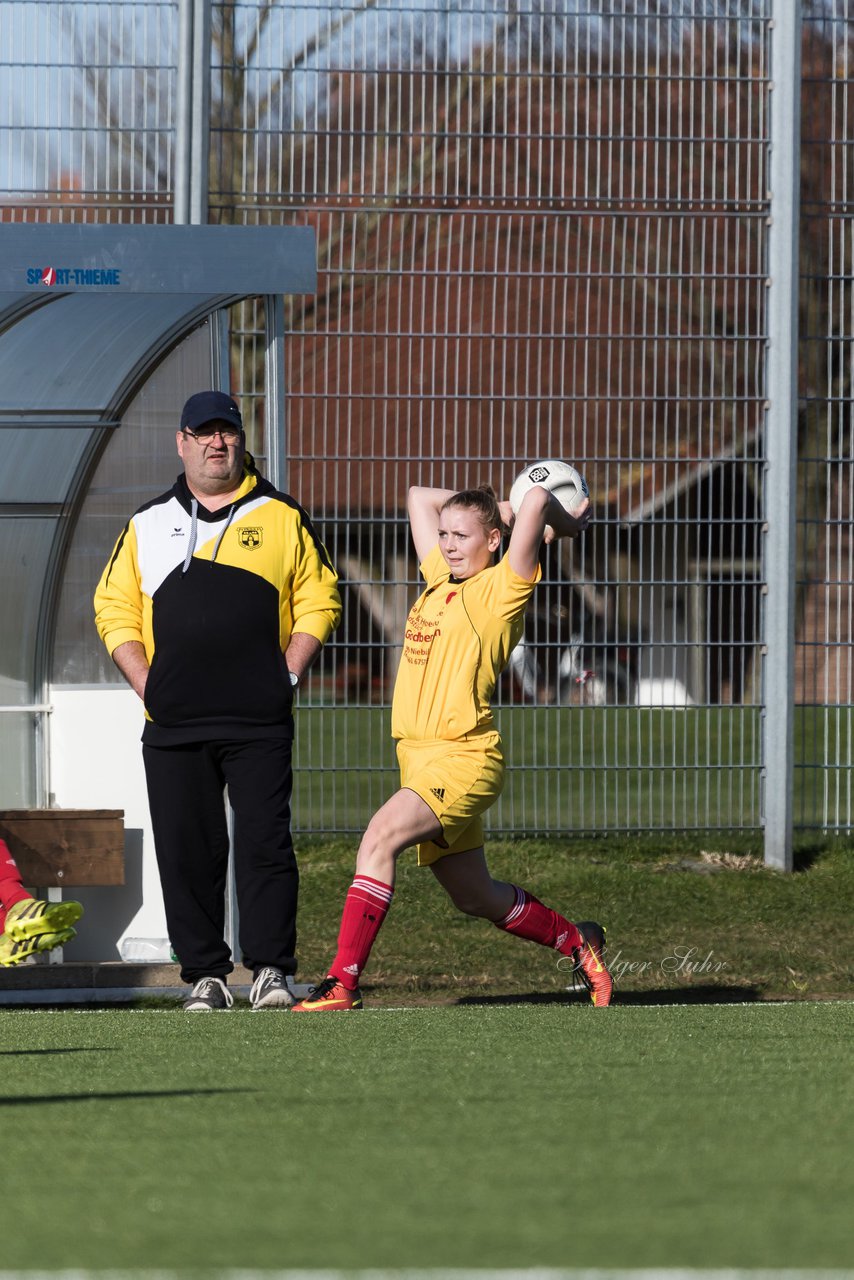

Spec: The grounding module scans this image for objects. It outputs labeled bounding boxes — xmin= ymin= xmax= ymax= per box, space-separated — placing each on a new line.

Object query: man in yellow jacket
xmin=95 ymin=391 xmax=341 ymax=1011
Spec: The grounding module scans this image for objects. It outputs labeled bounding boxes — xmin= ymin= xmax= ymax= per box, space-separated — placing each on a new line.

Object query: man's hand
xmin=111 ymin=641 xmax=150 ymax=700
xmin=284 ymin=633 xmax=322 ymax=685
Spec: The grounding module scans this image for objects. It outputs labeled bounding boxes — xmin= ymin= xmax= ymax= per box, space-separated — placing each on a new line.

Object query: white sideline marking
xmin=3 ymin=998 xmax=853 ymax=1014
xmin=1 ymin=1271 xmax=853 ymax=1280
xmin=0 ymin=1271 xmax=852 ymax=1279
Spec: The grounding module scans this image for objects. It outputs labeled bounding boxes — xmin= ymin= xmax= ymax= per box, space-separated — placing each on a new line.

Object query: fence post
xmin=265 ymin=295 xmax=287 ymax=492
xmin=173 ymin=0 xmax=193 ymax=224
xmin=190 ymin=0 xmax=212 ymax=224
xmin=763 ymin=0 xmax=802 ymax=871
xmin=174 ymin=0 xmax=211 ymax=224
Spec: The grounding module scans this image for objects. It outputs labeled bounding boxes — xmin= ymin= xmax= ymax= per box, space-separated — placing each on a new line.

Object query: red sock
xmin=495 ymin=885 xmax=583 ymax=955
xmin=0 ymin=838 xmax=33 ymax=933
xmin=330 ymin=875 xmax=394 ymax=989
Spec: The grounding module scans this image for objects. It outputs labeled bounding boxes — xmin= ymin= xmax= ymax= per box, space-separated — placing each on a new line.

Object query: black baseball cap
xmin=180 ymin=390 xmax=244 ymax=434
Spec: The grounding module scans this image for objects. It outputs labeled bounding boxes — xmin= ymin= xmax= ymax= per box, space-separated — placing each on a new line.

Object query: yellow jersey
xmin=391 ymin=544 xmax=541 ymax=741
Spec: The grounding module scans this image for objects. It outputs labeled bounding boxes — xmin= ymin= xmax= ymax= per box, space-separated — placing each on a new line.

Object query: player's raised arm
xmin=407 ymin=486 xmax=457 ymax=564
xmin=507 ymin=485 xmax=590 ymax=580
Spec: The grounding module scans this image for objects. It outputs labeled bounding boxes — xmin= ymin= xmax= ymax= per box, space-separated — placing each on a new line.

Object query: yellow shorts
xmin=395 ymin=729 xmax=505 ymax=866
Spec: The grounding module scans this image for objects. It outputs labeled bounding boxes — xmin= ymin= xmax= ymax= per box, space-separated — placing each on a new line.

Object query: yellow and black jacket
xmin=94 ymin=458 xmax=341 ymax=745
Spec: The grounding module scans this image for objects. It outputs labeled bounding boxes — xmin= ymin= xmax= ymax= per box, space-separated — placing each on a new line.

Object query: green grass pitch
xmin=1 ymin=1002 xmax=851 ymax=1272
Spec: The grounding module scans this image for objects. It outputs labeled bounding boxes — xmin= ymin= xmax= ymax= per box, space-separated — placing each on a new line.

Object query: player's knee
xmin=449 ymin=890 xmax=492 ymax=918
xmin=357 ymin=815 xmax=402 ymax=867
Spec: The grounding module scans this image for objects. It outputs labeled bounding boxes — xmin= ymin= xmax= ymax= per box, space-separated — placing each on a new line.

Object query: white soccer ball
xmin=509 ymin=459 xmax=589 ymax=516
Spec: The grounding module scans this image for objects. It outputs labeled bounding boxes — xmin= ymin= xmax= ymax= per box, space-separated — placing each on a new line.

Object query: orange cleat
xmin=291 ymin=975 xmax=363 ymax=1012
xmin=571 ymin=922 xmax=613 ymax=1007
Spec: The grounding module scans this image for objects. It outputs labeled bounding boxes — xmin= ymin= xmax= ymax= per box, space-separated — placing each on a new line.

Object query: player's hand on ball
xmin=509 ymin=460 xmax=591 ymax=542
xmin=545 ymin=493 xmax=590 ymax=542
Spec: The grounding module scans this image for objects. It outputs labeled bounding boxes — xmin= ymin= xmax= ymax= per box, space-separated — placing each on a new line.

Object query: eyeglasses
xmin=183 ymin=425 xmax=242 ymax=444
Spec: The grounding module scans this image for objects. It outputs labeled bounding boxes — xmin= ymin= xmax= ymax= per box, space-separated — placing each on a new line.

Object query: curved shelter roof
xmin=0 ymin=292 xmax=222 ymax=417
xmin=0 ymin=293 xmax=225 ymax=507
xmin=0 ymin=225 xmax=315 ymax=806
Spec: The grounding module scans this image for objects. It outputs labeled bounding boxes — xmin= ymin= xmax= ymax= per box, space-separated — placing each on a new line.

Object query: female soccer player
xmin=292 ymin=480 xmax=613 ymax=1010
xmin=0 ymin=838 xmax=83 ymax=966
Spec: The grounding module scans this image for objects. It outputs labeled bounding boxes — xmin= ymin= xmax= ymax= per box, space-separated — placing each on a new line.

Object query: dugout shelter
xmin=0 ymin=223 xmax=316 ymax=973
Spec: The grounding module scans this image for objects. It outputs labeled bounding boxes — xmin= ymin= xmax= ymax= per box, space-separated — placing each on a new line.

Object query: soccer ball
xmin=509 ymin=459 xmax=589 ymax=515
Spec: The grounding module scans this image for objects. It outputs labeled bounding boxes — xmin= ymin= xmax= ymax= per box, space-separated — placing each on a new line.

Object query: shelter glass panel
xmin=0 ymin=515 xmax=59 ymax=701
xmin=52 ymin=321 xmax=212 ymax=685
xmin=0 ymin=713 xmax=35 ymax=808
xmin=0 ymin=514 xmax=58 ymax=805
xmin=0 ymin=427 xmax=92 ymax=503
xmin=0 ymin=295 xmax=213 ymax=414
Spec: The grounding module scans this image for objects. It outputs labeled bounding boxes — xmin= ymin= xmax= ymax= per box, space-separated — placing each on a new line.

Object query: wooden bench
xmin=0 ymin=809 xmax=125 ymax=888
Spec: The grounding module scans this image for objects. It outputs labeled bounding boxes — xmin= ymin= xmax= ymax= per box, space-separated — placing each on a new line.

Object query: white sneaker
xmin=183 ymin=976 xmax=234 ymax=1011
xmin=249 ymin=966 xmax=294 ymax=1010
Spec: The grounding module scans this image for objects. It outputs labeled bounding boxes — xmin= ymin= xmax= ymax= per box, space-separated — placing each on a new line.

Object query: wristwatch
xmin=289 ymin=671 xmax=300 ymax=688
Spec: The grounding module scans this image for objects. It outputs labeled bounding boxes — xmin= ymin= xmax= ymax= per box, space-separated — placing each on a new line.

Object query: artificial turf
xmin=294 ymin=835 xmax=854 ymax=1003
xmin=1 ymin=1002 xmax=851 ymax=1272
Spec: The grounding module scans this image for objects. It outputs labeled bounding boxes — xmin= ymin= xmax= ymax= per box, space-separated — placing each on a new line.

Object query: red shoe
xmin=291 ymin=975 xmax=363 ymax=1012
xmin=571 ymin=922 xmax=613 ymax=1007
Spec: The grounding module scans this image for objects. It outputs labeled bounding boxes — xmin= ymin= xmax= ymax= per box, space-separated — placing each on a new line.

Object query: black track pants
xmin=142 ymin=738 xmax=297 ymax=983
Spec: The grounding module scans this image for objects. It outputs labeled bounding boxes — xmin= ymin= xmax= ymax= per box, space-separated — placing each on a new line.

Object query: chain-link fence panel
xmin=2 ymin=2 xmax=852 ymax=837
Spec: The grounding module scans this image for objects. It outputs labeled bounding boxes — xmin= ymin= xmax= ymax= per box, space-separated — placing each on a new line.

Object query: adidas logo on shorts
xmin=430 ymin=787 xmax=445 ymax=801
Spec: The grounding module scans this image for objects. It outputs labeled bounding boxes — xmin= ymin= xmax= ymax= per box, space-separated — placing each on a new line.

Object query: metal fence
xmin=796 ymin=5 xmax=854 ymax=835
xmin=1 ymin=0 xmax=851 ymax=859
